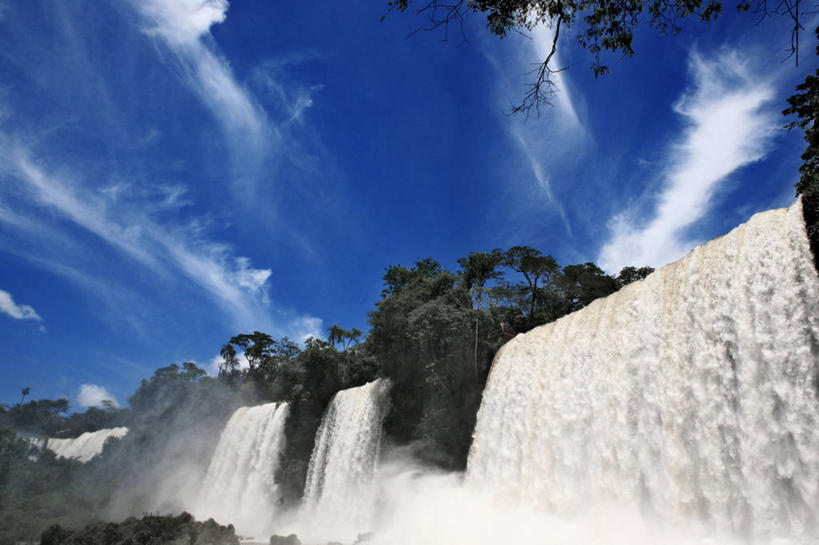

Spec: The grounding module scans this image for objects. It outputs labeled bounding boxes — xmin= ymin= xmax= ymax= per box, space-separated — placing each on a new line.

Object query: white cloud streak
xmin=598 ymin=50 xmax=778 ymax=272
xmin=78 ymin=384 xmax=119 ymax=408
xmin=511 ymin=130 xmax=574 ymax=237
xmin=0 ymin=288 xmax=42 ymax=321
xmin=6 ymin=145 xmax=276 ymax=331
xmin=484 ymin=20 xmax=586 ymax=238
xmin=128 ymin=0 xmax=274 ymax=184
xmin=529 ymin=23 xmax=582 ymax=129
xmin=0 ymin=1 xmax=325 ymax=344
xmin=134 ymin=0 xmax=228 ymax=46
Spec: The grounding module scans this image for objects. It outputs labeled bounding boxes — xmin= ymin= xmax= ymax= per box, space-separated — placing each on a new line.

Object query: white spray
xmin=299 ymin=379 xmax=391 ymax=543
xmin=194 ymin=402 xmax=289 ymax=537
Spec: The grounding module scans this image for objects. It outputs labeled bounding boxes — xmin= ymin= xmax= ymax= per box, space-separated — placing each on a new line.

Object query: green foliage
xmin=503 ymin=246 xmax=561 ymax=321
xmin=129 ymin=362 xmax=219 ymax=415
xmin=558 ymin=262 xmax=619 ymax=312
xmin=55 ymin=404 xmax=127 ymax=438
xmin=784 ymin=26 xmax=819 ymax=266
xmin=0 ymin=430 xmax=99 ymax=545
xmin=366 ymin=249 xmax=646 ymax=467
xmin=457 ymin=250 xmax=504 ymax=301
xmin=327 ymin=324 xmax=363 ymax=350
xmin=0 ymin=362 xmax=245 ymax=545
xmin=616 ymin=265 xmax=655 ymax=286
xmin=219 ymin=333 xmax=300 ymax=393
xmin=368 ymin=258 xmax=480 ymax=468
xmin=40 ymin=513 xmax=239 ymax=545
xmin=0 ymin=398 xmax=70 ymax=436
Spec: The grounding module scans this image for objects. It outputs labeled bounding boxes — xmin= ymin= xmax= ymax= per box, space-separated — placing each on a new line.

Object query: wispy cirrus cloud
xmin=597 ymin=49 xmax=778 ymax=272
xmin=127 ymin=0 xmax=275 ymax=187
xmin=483 ymin=20 xmax=586 ymax=238
xmin=527 ymin=23 xmax=582 ymax=128
xmin=0 ymin=141 xmax=306 ymax=335
xmin=249 ymin=54 xmax=325 ymax=127
xmin=0 ymin=288 xmax=42 ymax=322
xmin=0 ymin=0 xmax=325 ymax=343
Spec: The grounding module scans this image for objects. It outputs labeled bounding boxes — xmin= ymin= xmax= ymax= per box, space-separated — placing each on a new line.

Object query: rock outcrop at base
xmin=40 ymin=512 xmax=239 ymax=545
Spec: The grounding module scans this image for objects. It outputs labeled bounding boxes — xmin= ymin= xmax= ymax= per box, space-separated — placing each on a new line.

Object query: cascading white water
xmin=467 ymin=200 xmax=819 ymax=542
xmin=300 ymin=379 xmax=391 ymax=541
xmin=46 ymin=427 xmax=128 ymax=463
xmin=195 ymin=402 xmax=289 ymax=536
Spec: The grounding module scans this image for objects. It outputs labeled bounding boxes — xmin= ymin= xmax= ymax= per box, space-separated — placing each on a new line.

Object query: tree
xmin=327 ymin=324 xmax=364 ymax=350
xmin=784 ymin=26 xmax=819 ymax=263
xmin=20 ymin=386 xmax=31 ymax=405
xmin=128 ymin=362 xmax=211 ymax=411
xmin=503 ymin=246 xmax=560 ymax=321
xmin=382 ymin=258 xmax=445 ymax=296
xmin=558 ymin=262 xmax=619 ymax=311
xmin=327 ymin=324 xmax=345 ymax=347
xmin=457 ymin=250 xmax=505 ymax=380
xmin=219 ymin=332 xmax=300 ymax=386
xmin=4 ymin=398 xmax=70 ymax=435
xmin=617 ymin=265 xmax=655 ymax=286
xmin=327 ymin=324 xmax=365 ymax=383
xmin=367 ymin=257 xmax=484 ymax=468
xmin=388 ymin=0 xmax=804 ymax=113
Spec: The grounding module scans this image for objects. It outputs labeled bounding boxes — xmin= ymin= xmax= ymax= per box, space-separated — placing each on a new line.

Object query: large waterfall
xmin=46 ymin=427 xmax=128 ymax=463
xmin=467 ymin=200 xmax=819 ymax=541
xmin=195 ymin=402 xmax=289 ymax=536
xmin=300 ymin=379 xmax=391 ymax=541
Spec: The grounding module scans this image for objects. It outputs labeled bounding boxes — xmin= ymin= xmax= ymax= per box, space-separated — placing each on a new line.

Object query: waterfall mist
xmin=193 ymin=402 xmax=290 ymax=537
xmin=297 ymin=379 xmax=391 ymax=543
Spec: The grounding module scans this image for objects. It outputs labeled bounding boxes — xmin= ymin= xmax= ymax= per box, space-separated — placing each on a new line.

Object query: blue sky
xmin=0 ymin=0 xmax=813 ymax=408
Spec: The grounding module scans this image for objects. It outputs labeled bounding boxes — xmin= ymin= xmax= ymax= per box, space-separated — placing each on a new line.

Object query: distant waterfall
xmin=301 ymin=379 xmax=391 ymax=539
xmin=196 ymin=402 xmax=289 ymax=535
xmin=467 ymin=200 xmax=819 ymax=541
xmin=46 ymin=427 xmax=128 ymax=462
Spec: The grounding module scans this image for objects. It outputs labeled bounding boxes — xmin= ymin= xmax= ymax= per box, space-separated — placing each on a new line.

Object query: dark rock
xmin=40 ymin=525 xmax=72 ymax=545
xmin=269 ymin=534 xmax=300 ymax=545
xmin=38 ymin=513 xmax=239 ymax=545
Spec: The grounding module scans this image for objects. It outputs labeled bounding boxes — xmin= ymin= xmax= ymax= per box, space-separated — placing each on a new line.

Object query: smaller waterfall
xmin=196 ymin=402 xmax=289 ymax=536
xmin=46 ymin=427 xmax=128 ymax=462
xmin=301 ymin=379 xmax=391 ymax=540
